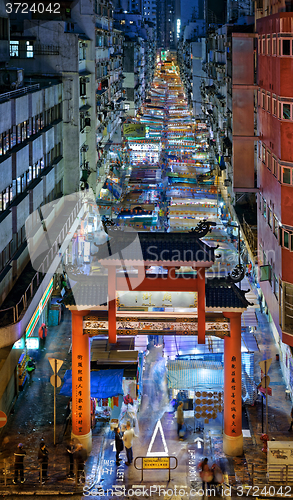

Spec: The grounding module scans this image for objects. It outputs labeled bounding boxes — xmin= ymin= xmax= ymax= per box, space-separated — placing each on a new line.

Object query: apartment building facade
xmin=0 ymin=0 xmax=125 ymax=415
xmin=256 ymin=4 xmax=293 ymax=378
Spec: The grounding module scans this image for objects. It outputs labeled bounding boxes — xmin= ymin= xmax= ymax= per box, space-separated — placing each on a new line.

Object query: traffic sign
xmin=0 ymin=411 xmax=7 ymax=428
xmin=50 ymin=375 xmax=61 ymax=388
xmin=261 ymin=375 xmax=270 ymax=389
xmin=48 ymin=358 xmax=63 ymax=374
xmin=259 ymin=358 xmax=272 ymax=373
xmin=142 ymin=457 xmax=170 ymax=469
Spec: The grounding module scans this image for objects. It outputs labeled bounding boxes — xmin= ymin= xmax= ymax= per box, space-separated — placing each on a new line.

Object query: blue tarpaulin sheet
xmin=60 ymin=369 xmax=124 ymax=398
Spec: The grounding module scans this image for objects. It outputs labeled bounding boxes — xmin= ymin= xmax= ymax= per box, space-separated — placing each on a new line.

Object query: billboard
xmin=123 ymin=123 xmax=146 ymax=138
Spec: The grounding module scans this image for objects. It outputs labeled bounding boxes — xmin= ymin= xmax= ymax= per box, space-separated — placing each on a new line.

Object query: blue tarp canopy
xmin=60 ymin=369 xmax=124 ymax=398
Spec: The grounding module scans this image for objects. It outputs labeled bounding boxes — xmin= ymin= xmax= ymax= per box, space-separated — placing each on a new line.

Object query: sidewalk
xmin=0 ymin=308 xmax=104 ymax=496
xmin=242 ymin=305 xmax=293 ymax=489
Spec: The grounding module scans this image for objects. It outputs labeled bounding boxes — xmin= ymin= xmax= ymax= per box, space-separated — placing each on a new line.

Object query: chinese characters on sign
xmin=231 ymin=356 xmax=237 ymax=435
xmin=76 ymin=354 xmax=83 ymax=434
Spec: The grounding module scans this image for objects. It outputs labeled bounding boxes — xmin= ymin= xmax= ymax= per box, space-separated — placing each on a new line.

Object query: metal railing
xmin=0 ymin=198 xmax=82 ymax=326
xmin=0 ymin=84 xmax=40 ymax=103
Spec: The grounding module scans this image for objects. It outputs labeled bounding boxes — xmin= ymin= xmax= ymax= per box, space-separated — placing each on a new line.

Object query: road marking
xmin=146 ymin=419 xmax=169 ymax=457
xmin=223 ymin=473 xmax=231 ymax=500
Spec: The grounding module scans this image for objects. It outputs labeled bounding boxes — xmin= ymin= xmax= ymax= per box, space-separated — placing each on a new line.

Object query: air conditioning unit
xmin=85 ymin=117 xmax=91 ymax=127
xmin=81 ymin=144 xmax=89 ymax=152
xmin=0 ymin=68 xmax=24 ymax=89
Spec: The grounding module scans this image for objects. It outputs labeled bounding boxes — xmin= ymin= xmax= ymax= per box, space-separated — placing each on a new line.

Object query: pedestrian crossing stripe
xmin=146 ymin=419 xmax=169 ymax=457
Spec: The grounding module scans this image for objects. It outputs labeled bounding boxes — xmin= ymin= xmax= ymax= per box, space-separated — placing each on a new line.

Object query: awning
xmin=241 ymin=309 xmax=258 ymax=328
xmin=60 ymin=369 xmax=124 ymax=398
xmin=79 ymin=69 xmax=91 ymax=77
xmin=79 ymin=104 xmax=91 ymax=112
xmin=241 ymin=327 xmax=259 ymax=352
xmin=96 ymin=88 xmax=108 ymax=96
xmin=167 ymin=359 xmax=223 ymax=390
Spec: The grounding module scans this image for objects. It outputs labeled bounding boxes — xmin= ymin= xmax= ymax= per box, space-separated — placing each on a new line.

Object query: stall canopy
xmin=60 ymin=369 xmax=124 ymax=398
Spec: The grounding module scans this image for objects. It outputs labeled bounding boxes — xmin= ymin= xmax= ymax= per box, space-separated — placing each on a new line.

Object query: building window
xmin=10 ymin=41 xmax=19 ymax=57
xmin=283 ymin=39 xmax=291 ymax=56
xmin=262 ymin=144 xmax=266 ymax=163
xmin=272 ymin=35 xmax=277 ymax=55
xmin=284 ymin=231 xmax=289 ymax=248
xmin=261 ymin=92 xmax=265 ymax=109
xmin=283 ymin=103 xmax=291 ymax=120
xmin=273 ymin=156 xmax=277 ymax=177
xmin=263 ymin=199 xmax=267 ymax=219
xmin=268 ymin=206 xmax=273 ymax=227
xmin=283 ymin=167 xmax=291 ymax=184
xmin=80 ymin=78 xmax=87 ymax=96
xmin=26 ymin=41 xmax=34 ymax=58
xmin=79 ymin=43 xmax=86 ymax=60
xmin=272 ymin=97 xmax=277 ymax=116
xmin=267 ymin=93 xmax=271 ymax=113
xmin=267 ymin=151 xmax=271 ymax=170
xmin=262 ymin=35 xmax=266 ymax=54
xmin=267 ymin=35 xmax=271 ymax=55
xmin=273 ymin=215 xmax=279 ymax=238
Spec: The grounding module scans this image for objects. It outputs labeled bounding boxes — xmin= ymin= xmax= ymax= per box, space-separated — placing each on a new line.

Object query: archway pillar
xmin=71 ymin=309 xmax=92 ymax=453
xmin=223 ymin=311 xmax=243 ymax=456
xmin=108 ymin=266 xmax=117 ymax=343
xmin=197 ymin=268 xmax=205 ymax=344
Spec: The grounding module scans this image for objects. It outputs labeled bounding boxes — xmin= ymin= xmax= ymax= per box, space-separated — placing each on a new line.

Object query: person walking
xmin=177 ymin=401 xmax=184 ymax=439
xmin=26 ymin=357 xmax=36 ymax=383
xmin=114 ymin=427 xmax=124 ymax=465
xmin=288 ymin=407 xmax=293 ymax=431
xmin=73 ymin=444 xmax=87 ymax=484
xmin=122 ymin=421 xmax=137 ymax=466
xmin=38 ymin=441 xmax=49 ymax=483
xmin=38 ymin=323 xmax=47 ymax=350
xmin=198 ymin=457 xmax=213 ymax=492
xmin=211 ymin=462 xmax=224 ymax=494
xmin=66 ymin=439 xmax=75 ymax=479
xmin=13 ymin=443 xmax=26 ymax=484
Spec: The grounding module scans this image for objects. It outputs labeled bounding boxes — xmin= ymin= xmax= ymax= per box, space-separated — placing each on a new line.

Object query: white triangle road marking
xmin=146 ymin=419 xmax=169 ymax=457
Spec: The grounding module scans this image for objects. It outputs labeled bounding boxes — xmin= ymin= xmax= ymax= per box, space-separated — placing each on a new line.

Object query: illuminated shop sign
xmin=25 ymin=278 xmax=53 ymax=338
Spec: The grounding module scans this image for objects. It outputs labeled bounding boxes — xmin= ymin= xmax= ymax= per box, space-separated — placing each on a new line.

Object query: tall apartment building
xmin=157 ymin=0 xmax=181 ymax=50
xmin=0 ymin=0 xmax=124 ymax=415
xmin=256 ymin=0 xmax=293 ymax=385
xmin=114 ymin=10 xmax=156 ymax=115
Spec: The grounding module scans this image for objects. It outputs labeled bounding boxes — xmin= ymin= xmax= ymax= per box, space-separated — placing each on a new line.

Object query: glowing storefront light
xmin=25 ymin=278 xmax=53 ymax=338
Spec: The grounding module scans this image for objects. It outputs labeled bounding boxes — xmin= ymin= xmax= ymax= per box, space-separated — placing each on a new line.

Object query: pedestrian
xmin=73 ymin=443 xmax=87 ymax=483
xmin=38 ymin=323 xmax=47 ymax=350
xmin=198 ymin=457 xmax=213 ymax=492
xmin=122 ymin=421 xmax=137 ymax=466
xmin=63 ymin=398 xmax=72 ymax=436
xmin=177 ymin=401 xmax=184 ymax=439
xmin=288 ymin=407 xmax=293 ymax=431
xmin=38 ymin=441 xmax=49 ymax=483
xmin=26 ymin=357 xmax=36 ymax=383
xmin=114 ymin=427 xmax=124 ymax=465
xmin=258 ymin=295 xmax=263 ymax=314
xmin=66 ymin=439 xmax=75 ymax=479
xmin=13 ymin=443 xmax=26 ymax=484
xmin=211 ymin=462 xmax=224 ymax=493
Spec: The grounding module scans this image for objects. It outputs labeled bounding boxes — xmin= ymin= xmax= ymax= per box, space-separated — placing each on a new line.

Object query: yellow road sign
xmin=50 ymin=375 xmax=61 ymax=388
xmin=142 ymin=457 xmax=170 ymax=469
xmin=48 ymin=357 xmax=63 ymax=374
